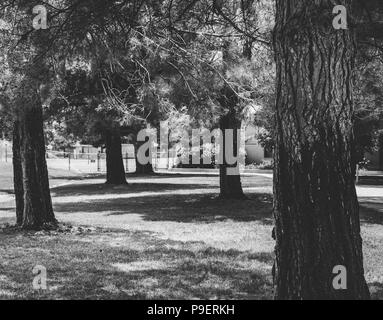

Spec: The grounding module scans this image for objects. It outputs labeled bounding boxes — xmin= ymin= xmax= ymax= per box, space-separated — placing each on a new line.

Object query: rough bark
xmin=12 ymin=121 xmax=23 ymax=226
xmin=219 ymin=110 xmax=245 ymax=199
xmin=379 ymin=134 xmax=383 ymax=170
xmin=105 ymin=129 xmax=127 ymax=185
xmin=17 ymin=84 xmax=56 ymax=230
xmin=273 ymin=0 xmax=370 ymax=299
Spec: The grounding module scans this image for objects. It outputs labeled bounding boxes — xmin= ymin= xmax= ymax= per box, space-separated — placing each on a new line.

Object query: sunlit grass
xmin=0 ymin=173 xmax=382 ymax=299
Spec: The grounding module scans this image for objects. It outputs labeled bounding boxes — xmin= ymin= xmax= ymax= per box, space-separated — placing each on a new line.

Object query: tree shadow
xmin=0 ymin=190 xmax=15 ymax=195
xmin=369 ymin=282 xmax=383 ymax=300
xmin=0 ymin=216 xmax=14 ymax=225
xmin=52 ymin=181 xmax=217 ymax=197
xmin=1 ymin=174 xmax=274 ymax=225
xmin=49 ymin=173 xmax=274 ymax=223
xmin=359 ymin=197 xmax=383 ymax=225
xmin=0 ymin=229 xmax=274 ymax=300
xmin=358 ymin=177 xmax=383 ymax=186
xmin=52 ymin=186 xmax=273 ymax=223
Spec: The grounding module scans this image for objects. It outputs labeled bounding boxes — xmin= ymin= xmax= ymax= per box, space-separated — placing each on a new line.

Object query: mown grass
xmin=0 ymin=173 xmax=382 ymax=299
xmin=0 ymin=228 xmax=273 ymax=300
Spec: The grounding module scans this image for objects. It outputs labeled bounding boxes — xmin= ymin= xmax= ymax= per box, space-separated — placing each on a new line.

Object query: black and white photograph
xmin=0 ymin=0 xmax=382 ymax=305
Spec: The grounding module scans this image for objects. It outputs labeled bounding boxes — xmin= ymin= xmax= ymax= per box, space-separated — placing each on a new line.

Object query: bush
xmin=358 ymin=158 xmax=370 ymax=170
xmin=246 ymin=160 xmax=274 ymax=170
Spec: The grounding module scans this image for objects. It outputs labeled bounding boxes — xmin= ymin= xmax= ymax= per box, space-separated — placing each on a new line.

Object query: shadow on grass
xmin=359 ymin=198 xmax=383 ymax=225
xmin=0 ymin=216 xmax=14 ymax=225
xmin=370 ymin=282 xmax=383 ymax=300
xmin=49 ymin=174 xmax=273 ymax=223
xmin=358 ymin=177 xmax=383 ymax=186
xmin=52 ymin=185 xmax=273 ymax=223
xmin=0 ymin=190 xmax=14 ymax=195
xmin=52 ymin=182 xmax=216 ymax=197
xmin=51 ymin=173 xmax=272 ymax=195
xmin=107 ymin=193 xmax=273 ymax=223
xmin=0 ymin=229 xmax=273 ymax=300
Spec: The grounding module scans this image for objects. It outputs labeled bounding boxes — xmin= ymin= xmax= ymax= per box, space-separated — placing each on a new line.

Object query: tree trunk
xmin=217 ymin=33 xmax=246 ymax=200
xmin=12 ymin=121 xmax=23 ymax=226
xmin=273 ymin=0 xmax=370 ymax=299
xmin=135 ymin=140 xmax=154 ymax=175
xmin=379 ymin=134 xmax=383 ymax=170
xmin=219 ymin=110 xmax=245 ymax=199
xmin=17 ymin=87 xmax=56 ymax=230
xmin=105 ymin=129 xmax=127 ymax=185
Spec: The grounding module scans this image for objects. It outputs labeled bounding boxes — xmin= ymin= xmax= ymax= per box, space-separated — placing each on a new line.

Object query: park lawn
xmin=0 ymin=162 xmax=87 ymax=194
xmin=0 ymin=174 xmax=382 ymax=300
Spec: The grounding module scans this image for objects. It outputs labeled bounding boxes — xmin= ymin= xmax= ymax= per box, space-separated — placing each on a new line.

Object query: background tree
xmin=354 ymin=53 xmax=383 ymax=166
xmin=0 ymin=0 xmax=155 ymax=226
xmin=0 ymin=1 xmax=58 ymax=229
xmin=139 ymin=0 xmax=274 ymax=197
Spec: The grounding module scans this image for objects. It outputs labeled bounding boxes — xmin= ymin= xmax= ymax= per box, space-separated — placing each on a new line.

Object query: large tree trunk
xmin=273 ymin=0 xmax=370 ymax=299
xmin=135 ymin=140 xmax=154 ymax=175
xmin=219 ymin=110 xmax=245 ymax=199
xmin=105 ymin=129 xmax=127 ymax=185
xmin=16 ymin=86 xmax=56 ymax=230
xmin=379 ymin=134 xmax=383 ymax=170
xmin=12 ymin=121 xmax=23 ymax=226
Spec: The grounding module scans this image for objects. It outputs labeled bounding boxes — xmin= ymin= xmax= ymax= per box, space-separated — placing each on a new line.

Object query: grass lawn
xmin=0 ymin=169 xmax=382 ymax=300
xmin=0 ymin=162 xmax=86 ymax=193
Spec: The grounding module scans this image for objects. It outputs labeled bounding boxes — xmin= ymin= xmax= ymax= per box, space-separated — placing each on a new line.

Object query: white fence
xmin=0 ymin=141 xmax=12 ymax=162
xmin=0 ymin=144 xmax=178 ymax=173
xmin=46 ymin=151 xmax=137 ymax=174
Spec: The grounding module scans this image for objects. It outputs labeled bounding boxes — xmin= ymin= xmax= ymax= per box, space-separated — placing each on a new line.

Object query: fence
xmin=0 ymin=141 xmax=12 ymax=163
xmin=46 ymin=151 xmax=137 ymax=174
xmin=0 ymin=141 xmax=181 ymax=173
xmin=153 ymin=150 xmax=179 ymax=171
xmin=1 ymin=150 xmax=179 ymax=174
